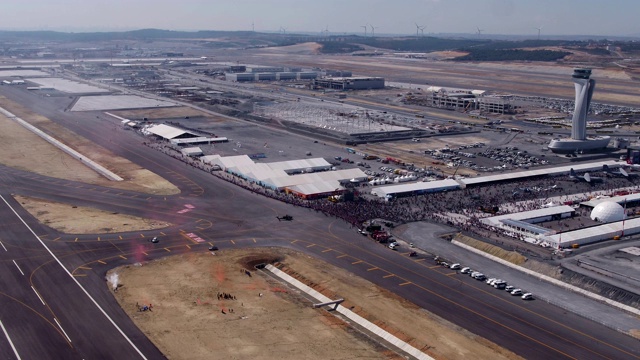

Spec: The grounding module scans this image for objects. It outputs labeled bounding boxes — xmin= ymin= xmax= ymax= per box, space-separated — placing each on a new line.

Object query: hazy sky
xmin=1 ymin=0 xmax=638 ymax=36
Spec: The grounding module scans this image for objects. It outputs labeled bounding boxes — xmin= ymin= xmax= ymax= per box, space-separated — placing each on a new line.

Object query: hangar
xmin=143 ymin=124 xmax=225 ymax=144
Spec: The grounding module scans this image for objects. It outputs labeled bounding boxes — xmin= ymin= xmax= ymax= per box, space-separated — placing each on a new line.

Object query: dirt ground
xmin=111 ymin=248 xmax=521 ymax=360
xmin=14 ymin=195 xmax=172 ymax=234
xmin=0 ymin=96 xmax=179 ymax=195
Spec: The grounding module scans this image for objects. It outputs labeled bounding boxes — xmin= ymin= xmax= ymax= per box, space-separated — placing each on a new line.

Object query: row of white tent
xmin=202 ymin=154 xmax=368 ymax=195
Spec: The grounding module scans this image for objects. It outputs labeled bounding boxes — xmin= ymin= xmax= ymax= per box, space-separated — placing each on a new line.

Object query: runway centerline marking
xmin=31 ymin=286 xmax=46 ymax=306
xmin=383 ymin=274 xmax=395 ymax=279
xmin=336 ymin=254 xmax=348 ymax=259
xmin=367 ymin=267 xmax=379 ymax=271
xmin=0 ymin=319 xmax=21 ymax=360
xmin=352 ymin=260 xmax=363 ymax=265
xmin=12 ymin=260 xmax=24 ymax=276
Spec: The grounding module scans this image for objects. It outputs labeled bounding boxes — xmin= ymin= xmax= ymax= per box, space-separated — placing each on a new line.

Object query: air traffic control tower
xmin=548 ymin=69 xmax=610 ymax=153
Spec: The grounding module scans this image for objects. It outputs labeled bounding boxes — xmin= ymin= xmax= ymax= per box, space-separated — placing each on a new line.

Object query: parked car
xmin=505 ymin=285 xmax=515 ymax=292
xmin=150 ymin=237 xmax=159 ymax=243
xmin=510 ymin=289 xmax=523 ymax=296
xmin=460 ymin=267 xmax=471 ymax=274
xmin=521 ymin=293 xmax=534 ymax=300
xmin=450 ymin=263 xmax=461 ymax=270
xmin=493 ymin=281 xmax=507 ymax=289
xmin=473 ymin=273 xmax=486 ymax=281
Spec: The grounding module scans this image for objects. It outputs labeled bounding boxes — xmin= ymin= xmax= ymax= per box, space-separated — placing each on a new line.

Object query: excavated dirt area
xmin=110 ymin=248 xmax=521 ymax=360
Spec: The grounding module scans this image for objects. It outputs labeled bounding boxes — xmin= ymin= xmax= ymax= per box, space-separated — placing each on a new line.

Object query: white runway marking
xmin=31 ymin=286 xmax=46 ymax=306
xmin=54 ymin=318 xmax=72 ymax=343
xmin=12 ymin=260 xmax=24 ymax=276
xmin=0 ymin=319 xmax=21 ymax=360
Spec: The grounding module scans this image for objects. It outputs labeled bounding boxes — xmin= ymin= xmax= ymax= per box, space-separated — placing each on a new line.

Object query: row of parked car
xmin=447 ymin=263 xmax=534 ymax=300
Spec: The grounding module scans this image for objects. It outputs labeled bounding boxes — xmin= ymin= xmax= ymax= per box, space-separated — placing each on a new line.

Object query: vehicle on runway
xmin=150 ymin=237 xmax=159 ymax=243
xmin=276 ymin=215 xmax=293 ymax=221
xmin=569 ymin=168 xmax=602 ymax=183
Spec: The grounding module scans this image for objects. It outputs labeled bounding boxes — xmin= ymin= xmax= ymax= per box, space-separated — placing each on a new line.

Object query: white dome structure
xmin=590 ymin=201 xmax=625 ymax=223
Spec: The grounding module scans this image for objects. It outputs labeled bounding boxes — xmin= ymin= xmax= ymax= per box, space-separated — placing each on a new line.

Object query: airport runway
xmin=0 ymin=89 xmax=639 ymax=359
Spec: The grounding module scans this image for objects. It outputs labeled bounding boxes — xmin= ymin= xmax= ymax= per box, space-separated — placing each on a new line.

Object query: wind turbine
xmin=360 ymin=25 xmax=368 ymax=37
xmin=324 ymin=25 xmax=329 ymax=37
xmin=370 ymin=24 xmax=379 ymax=37
xmin=535 ymin=25 xmax=543 ymax=40
xmin=415 ymin=23 xmax=426 ymax=38
xmin=476 ymin=26 xmax=484 ymax=38
xmin=251 ymin=21 xmax=255 ymax=32
xmin=279 ymin=27 xmax=287 ymax=34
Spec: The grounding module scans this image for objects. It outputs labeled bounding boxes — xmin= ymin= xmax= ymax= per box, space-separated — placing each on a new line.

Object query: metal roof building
xmin=481 ymin=205 xmax=576 ymax=226
xmin=143 ymin=124 xmax=199 ymax=140
xmin=181 ymin=147 xmax=203 ymax=157
xmin=543 ymin=217 xmax=640 ymax=248
xmin=370 ymin=179 xmax=461 ymax=199
xmin=460 ymin=160 xmax=620 ymax=186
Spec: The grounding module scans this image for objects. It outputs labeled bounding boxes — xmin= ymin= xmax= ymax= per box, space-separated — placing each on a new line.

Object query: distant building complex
xmin=548 ymin=69 xmax=611 ymax=153
xmin=311 ymin=77 xmax=385 ymax=90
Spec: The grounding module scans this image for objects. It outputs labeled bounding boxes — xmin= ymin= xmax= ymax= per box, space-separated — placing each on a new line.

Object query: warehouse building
xmin=312 ymin=77 xmax=385 ymax=90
